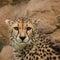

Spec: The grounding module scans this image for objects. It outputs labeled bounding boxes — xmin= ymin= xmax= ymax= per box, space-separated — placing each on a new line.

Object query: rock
xmin=35 ymin=17 xmax=57 ymax=34
xmin=50 ymin=29 xmax=60 ymax=43
xmin=25 ymin=0 xmax=57 ymax=34
xmin=56 ymin=16 xmax=60 ymax=28
xmin=0 ymin=45 xmax=13 ymax=60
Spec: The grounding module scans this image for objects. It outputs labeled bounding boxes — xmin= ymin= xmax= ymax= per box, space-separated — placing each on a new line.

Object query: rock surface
xmin=0 ymin=46 xmax=13 ymax=60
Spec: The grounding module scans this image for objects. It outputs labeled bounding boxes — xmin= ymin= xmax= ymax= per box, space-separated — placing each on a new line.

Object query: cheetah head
xmin=5 ymin=17 xmax=38 ymax=50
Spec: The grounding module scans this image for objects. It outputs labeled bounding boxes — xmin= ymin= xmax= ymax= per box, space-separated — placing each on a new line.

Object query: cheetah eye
xmin=26 ymin=27 xmax=32 ymax=31
xmin=14 ymin=27 xmax=18 ymax=30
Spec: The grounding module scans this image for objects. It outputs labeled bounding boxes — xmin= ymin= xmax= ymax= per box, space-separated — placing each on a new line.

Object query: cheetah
xmin=5 ymin=17 xmax=60 ymax=60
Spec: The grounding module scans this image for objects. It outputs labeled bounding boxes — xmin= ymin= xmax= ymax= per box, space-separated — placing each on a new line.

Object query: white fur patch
xmin=5 ymin=19 xmax=10 ymax=24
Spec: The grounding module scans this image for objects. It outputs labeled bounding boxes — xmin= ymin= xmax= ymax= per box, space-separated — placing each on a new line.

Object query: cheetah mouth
xmin=11 ymin=37 xmax=33 ymax=51
xmin=13 ymin=42 xmax=27 ymax=50
xmin=16 ymin=38 xmax=33 ymax=44
xmin=13 ymin=39 xmax=33 ymax=51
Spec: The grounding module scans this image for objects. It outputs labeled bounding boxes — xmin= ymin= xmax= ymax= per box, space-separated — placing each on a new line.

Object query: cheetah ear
xmin=32 ymin=19 xmax=40 ymax=25
xmin=5 ymin=19 xmax=13 ymax=26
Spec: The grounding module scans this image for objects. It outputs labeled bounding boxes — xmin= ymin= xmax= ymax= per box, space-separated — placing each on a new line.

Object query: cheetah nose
xmin=19 ymin=36 xmax=26 ymax=41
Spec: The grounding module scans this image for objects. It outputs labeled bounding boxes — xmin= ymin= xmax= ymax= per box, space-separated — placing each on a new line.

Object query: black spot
xmin=41 ymin=45 xmax=43 ymax=47
xmin=36 ymin=57 xmax=38 ymax=60
xmin=26 ymin=56 xmax=28 ymax=59
xmin=49 ymin=53 xmax=52 ymax=55
xmin=33 ymin=56 xmax=35 ymax=58
xmin=46 ymin=53 xmax=49 ymax=55
xmin=46 ymin=57 xmax=49 ymax=60
xmin=30 ymin=48 xmax=32 ymax=50
xmin=38 ymin=46 xmax=40 ymax=48
xmin=34 ymin=52 xmax=40 ymax=56
xmin=52 ymin=51 xmax=55 ymax=54
xmin=43 ymin=54 xmax=46 ymax=56
xmin=21 ymin=58 xmax=23 ymax=60
xmin=53 ymin=56 xmax=56 ymax=60
xmin=29 ymin=53 xmax=33 ymax=56
xmin=41 ymin=56 xmax=43 ymax=58
xmin=40 ymin=43 xmax=41 ymax=45
xmin=32 ymin=59 xmax=33 ymax=60
xmin=40 ymin=53 xmax=42 ymax=55
xmin=49 ymin=56 xmax=52 ymax=60
xmin=39 ymin=49 xmax=41 ymax=51
xmin=16 ymin=55 xmax=21 ymax=57
xmin=58 ymin=56 xmax=60 ymax=59
xmin=22 ymin=51 xmax=25 ymax=54
xmin=42 ymin=49 xmax=45 ymax=52
xmin=47 ymin=49 xmax=50 ymax=52
xmin=45 ymin=46 xmax=48 ymax=48
xmin=29 ymin=58 xmax=31 ymax=60
xmin=40 ymin=39 xmax=43 ymax=41
xmin=35 ymin=49 xmax=37 ymax=51
xmin=31 ymin=54 xmax=34 ymax=56
xmin=29 ymin=53 xmax=31 ymax=56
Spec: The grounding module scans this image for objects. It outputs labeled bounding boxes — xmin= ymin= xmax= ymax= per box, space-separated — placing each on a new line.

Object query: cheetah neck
xmin=13 ymin=42 xmax=33 ymax=58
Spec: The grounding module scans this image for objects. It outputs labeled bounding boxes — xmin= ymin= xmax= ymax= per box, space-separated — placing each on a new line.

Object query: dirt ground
xmin=0 ymin=0 xmax=60 ymax=60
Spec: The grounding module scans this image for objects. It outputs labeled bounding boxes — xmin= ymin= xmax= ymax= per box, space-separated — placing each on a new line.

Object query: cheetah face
xmin=5 ymin=18 xmax=35 ymax=50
